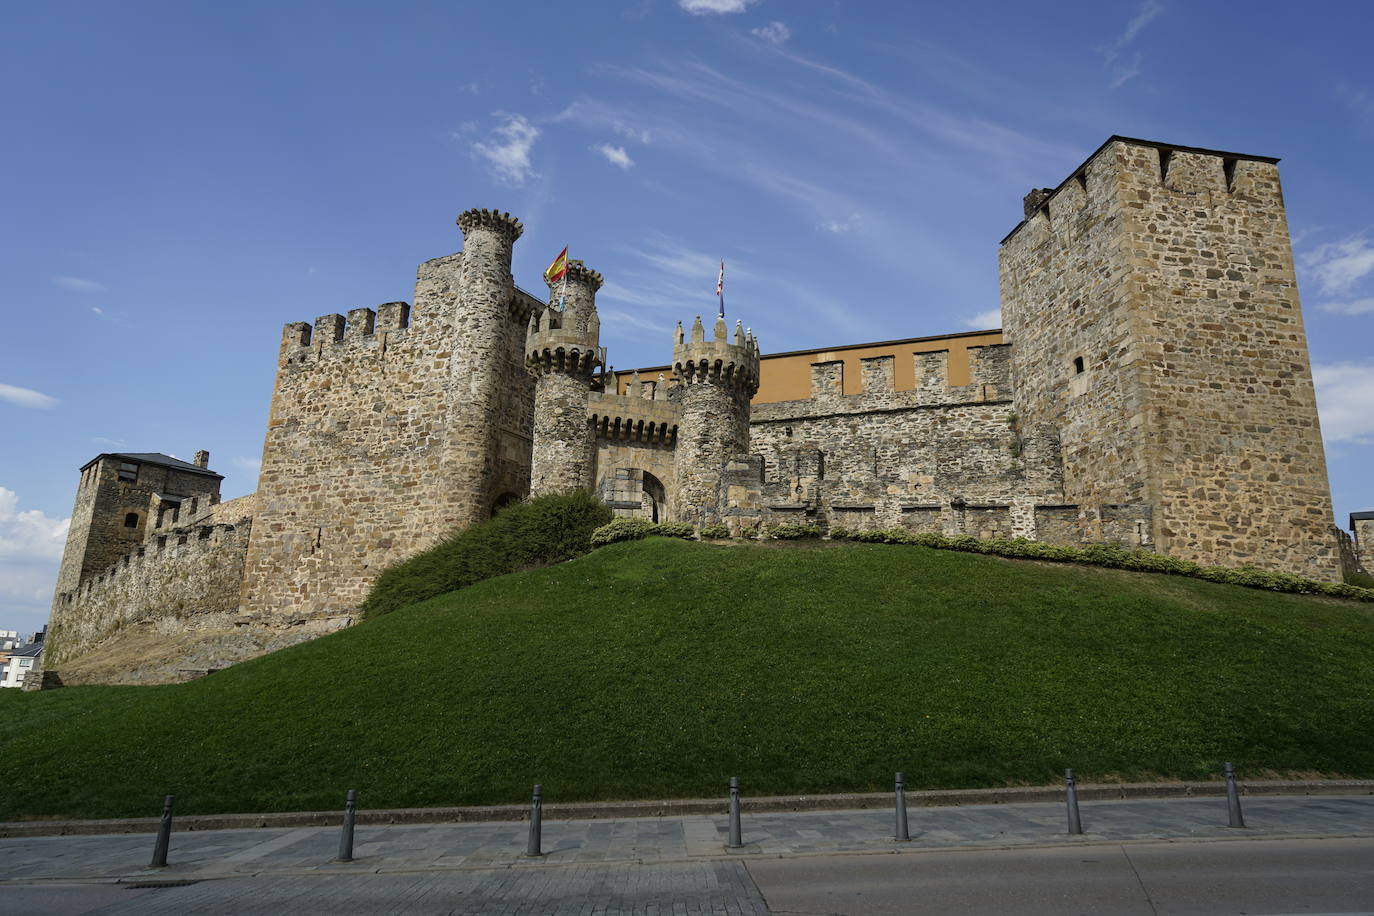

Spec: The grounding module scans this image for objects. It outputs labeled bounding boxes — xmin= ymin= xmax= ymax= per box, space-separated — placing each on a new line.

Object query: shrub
xmin=1345 ymin=569 xmax=1374 ymax=589
xmin=765 ymin=524 xmax=822 ymax=540
xmin=827 ymin=527 xmax=1374 ymax=604
xmin=589 ymin=518 xmax=655 ymax=546
xmin=700 ymin=523 xmax=731 ymax=540
xmin=589 ymin=519 xmax=699 ymax=547
xmin=360 ymin=491 xmax=613 ymax=618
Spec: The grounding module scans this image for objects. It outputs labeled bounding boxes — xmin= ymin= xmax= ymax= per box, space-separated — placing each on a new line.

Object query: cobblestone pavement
xmin=0 ymin=796 xmax=1370 ymax=914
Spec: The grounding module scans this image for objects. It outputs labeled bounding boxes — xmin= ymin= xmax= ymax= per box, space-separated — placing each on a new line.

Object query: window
xmin=118 ymin=462 xmax=139 ymax=482
xmin=1073 ymin=356 xmax=1085 ymax=375
xmin=124 ymin=512 xmax=139 ymax=529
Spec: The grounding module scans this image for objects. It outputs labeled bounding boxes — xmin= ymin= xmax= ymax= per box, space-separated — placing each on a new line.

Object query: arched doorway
xmin=641 ymin=471 xmax=666 ymax=523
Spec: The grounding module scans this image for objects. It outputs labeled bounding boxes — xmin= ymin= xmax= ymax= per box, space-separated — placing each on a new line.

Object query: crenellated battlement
xmin=456 ymin=207 xmax=524 ymax=240
xmin=277 ymin=302 xmax=413 ymax=366
xmin=672 ymin=316 xmax=761 ymax=394
xmin=561 ymin=259 xmax=604 ymax=291
xmin=1003 ymin=136 xmax=1283 ymax=247
xmin=588 ymin=390 xmax=681 ymax=445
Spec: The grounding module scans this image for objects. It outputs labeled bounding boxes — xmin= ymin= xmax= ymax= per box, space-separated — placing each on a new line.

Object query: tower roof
xmin=80 ymin=452 xmax=223 ymax=478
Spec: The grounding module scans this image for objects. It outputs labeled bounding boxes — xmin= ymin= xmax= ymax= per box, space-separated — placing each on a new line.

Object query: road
xmin=2 ymin=837 xmax=1371 ymax=914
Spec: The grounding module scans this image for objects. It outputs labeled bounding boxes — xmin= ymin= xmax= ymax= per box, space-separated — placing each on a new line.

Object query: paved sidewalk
xmin=1 ymin=795 xmax=1371 ymax=885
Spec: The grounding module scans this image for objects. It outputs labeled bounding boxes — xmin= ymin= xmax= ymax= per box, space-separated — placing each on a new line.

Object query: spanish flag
xmin=544 ymin=246 xmax=569 ymax=284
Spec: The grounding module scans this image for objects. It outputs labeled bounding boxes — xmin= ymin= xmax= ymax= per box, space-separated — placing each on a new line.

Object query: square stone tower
xmin=999 ymin=136 xmax=1340 ymax=581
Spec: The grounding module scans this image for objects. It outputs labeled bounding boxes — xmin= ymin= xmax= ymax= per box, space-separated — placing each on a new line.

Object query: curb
xmin=3 ymin=780 xmax=1371 ymax=839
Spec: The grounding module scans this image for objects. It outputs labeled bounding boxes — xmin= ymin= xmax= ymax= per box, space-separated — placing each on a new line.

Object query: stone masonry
xmin=1000 ymin=137 xmax=1341 ymax=580
xmin=41 ymin=136 xmax=1365 ymax=685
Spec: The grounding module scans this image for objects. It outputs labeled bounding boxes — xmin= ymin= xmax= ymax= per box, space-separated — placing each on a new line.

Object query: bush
xmin=589 ymin=519 xmax=698 ymax=547
xmin=700 ymin=523 xmax=731 ymax=540
xmin=589 ymin=518 xmax=656 ymax=546
xmin=360 ymin=491 xmax=613 ymax=618
xmin=824 ymin=527 xmax=1374 ymax=604
xmin=1346 ymin=569 xmax=1374 ymax=589
xmin=765 ymin=524 xmax=822 ymax=540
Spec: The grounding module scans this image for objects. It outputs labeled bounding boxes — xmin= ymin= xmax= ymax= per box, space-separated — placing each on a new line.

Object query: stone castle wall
xmin=47 ymin=516 xmax=252 ymax=667
xmin=1000 ymin=137 xmax=1341 ymax=581
xmin=240 ymin=227 xmax=542 ymax=623
xmin=590 ymin=388 xmax=680 ymax=517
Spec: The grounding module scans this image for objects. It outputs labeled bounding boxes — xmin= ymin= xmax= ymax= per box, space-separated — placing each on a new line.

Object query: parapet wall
xmin=46 ymin=518 xmax=252 ymax=668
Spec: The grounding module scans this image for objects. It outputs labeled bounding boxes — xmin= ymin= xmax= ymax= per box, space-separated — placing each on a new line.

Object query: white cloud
xmin=818 ymin=213 xmax=861 ymax=234
xmin=471 ymin=113 xmax=540 ymax=186
xmin=53 ymin=276 xmax=106 ymax=294
xmin=0 ymin=488 xmax=69 ymax=563
xmin=91 ymin=436 xmax=126 ymax=447
xmin=1302 ymin=235 xmax=1374 ymax=294
xmin=679 ymin=0 xmax=757 ymax=14
xmin=0 ymin=383 xmax=59 ymax=409
xmin=1320 ymin=297 xmax=1374 ymax=316
xmin=232 ymin=456 xmax=262 ymax=474
xmin=90 ymin=306 xmax=104 ymax=316
xmin=593 ymin=143 xmax=635 ymax=169
xmin=1098 ymin=1 xmax=1164 ymax=88
xmin=752 ymin=21 xmax=791 ymax=45
xmin=1313 ymin=361 xmax=1374 ymax=444
xmin=962 ymin=309 xmax=1002 ymax=329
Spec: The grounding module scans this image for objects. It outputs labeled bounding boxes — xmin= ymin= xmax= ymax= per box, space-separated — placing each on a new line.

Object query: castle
xmin=37 ymin=136 xmax=1374 ymax=687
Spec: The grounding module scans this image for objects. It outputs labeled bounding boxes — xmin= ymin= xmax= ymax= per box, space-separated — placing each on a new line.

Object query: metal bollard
xmin=894 ymin=772 xmax=910 ymax=841
xmin=727 ymin=777 xmax=743 ymax=849
xmin=525 ymin=784 xmax=544 ymax=857
xmin=149 ymin=795 xmax=174 ymax=867
xmin=1065 ymin=769 xmax=1083 ymax=835
xmin=1224 ymin=763 xmax=1246 ymax=828
xmin=337 ymin=789 xmax=358 ymax=861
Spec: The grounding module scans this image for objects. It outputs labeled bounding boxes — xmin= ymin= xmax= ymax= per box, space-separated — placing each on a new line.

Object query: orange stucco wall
xmin=612 ymin=328 xmax=1004 ymax=404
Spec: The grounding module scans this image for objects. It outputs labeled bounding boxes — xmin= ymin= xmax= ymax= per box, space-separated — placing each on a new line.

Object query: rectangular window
xmin=118 ymin=462 xmax=139 ymax=482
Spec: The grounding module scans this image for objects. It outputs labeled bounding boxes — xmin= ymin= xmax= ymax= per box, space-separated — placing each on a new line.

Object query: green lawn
xmin=3 ymin=538 xmax=1372 ymax=820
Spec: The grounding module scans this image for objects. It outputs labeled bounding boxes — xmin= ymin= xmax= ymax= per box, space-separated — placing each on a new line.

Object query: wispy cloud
xmin=232 ymin=456 xmax=262 ymax=477
xmin=818 ymin=213 xmax=862 ymax=234
xmin=751 ymin=21 xmax=791 ymax=45
xmin=1302 ymin=235 xmax=1374 ymax=294
xmin=91 ymin=436 xmax=126 ymax=447
xmin=593 ymin=143 xmax=635 ymax=169
xmin=962 ymin=309 xmax=1002 ymax=329
xmin=53 ymin=276 xmax=106 ymax=294
xmin=1320 ymin=297 xmax=1374 ymax=316
xmin=1098 ymin=1 xmax=1164 ymax=88
xmin=679 ymin=0 xmax=757 ymax=14
xmin=1313 ymin=361 xmax=1374 ymax=444
xmin=0 ymin=383 xmax=59 ymax=410
xmin=471 ymin=113 xmax=540 ymax=185
xmin=1337 ymin=82 xmax=1374 ymax=119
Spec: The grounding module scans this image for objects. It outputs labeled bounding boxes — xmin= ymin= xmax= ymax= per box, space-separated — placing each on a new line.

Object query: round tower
xmin=526 ymin=260 xmax=605 ymax=496
xmin=447 ymin=207 xmax=524 ymax=525
xmin=672 ymin=315 xmax=760 ymax=525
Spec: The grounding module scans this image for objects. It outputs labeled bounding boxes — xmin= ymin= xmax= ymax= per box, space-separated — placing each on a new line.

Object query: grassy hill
xmin=3 ymin=537 xmax=1372 ymax=820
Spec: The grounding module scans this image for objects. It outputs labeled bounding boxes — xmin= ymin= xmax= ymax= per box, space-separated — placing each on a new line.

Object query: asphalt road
xmin=750 ymin=837 xmax=1374 ymax=915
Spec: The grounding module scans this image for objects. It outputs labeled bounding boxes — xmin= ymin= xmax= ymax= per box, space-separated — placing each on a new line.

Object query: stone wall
xmin=1000 ymin=137 xmax=1341 ymax=581
xmin=241 ymin=216 xmax=542 ymax=623
xmin=47 ymin=455 xmax=223 ymax=664
xmin=589 ymin=389 xmax=680 ymax=519
xmin=742 ymin=345 xmax=1073 ymax=537
xmin=46 ymin=517 xmax=252 ymax=668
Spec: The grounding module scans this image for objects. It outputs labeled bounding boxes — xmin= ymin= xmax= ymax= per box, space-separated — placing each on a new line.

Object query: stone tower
xmin=46 ymin=452 xmax=221 ymax=654
xmin=445 ymin=208 xmax=529 ymax=526
xmin=999 ymin=136 xmax=1340 ymax=581
xmin=672 ymin=315 xmax=760 ymax=525
xmin=526 ymin=260 xmax=606 ymax=496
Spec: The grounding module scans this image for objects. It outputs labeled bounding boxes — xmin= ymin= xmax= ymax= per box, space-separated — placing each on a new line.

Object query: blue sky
xmin=2 ymin=0 xmax=1372 ymax=635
